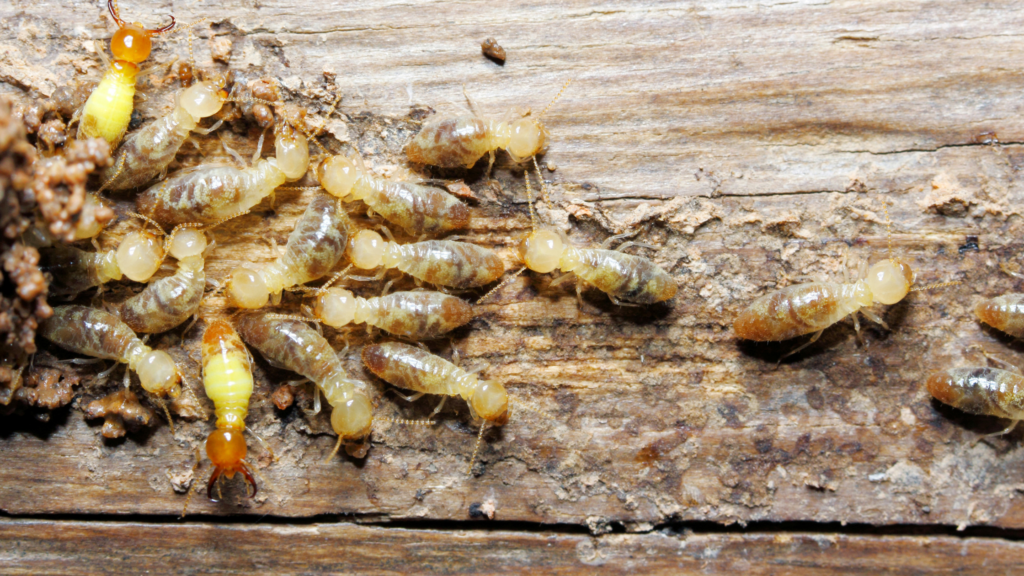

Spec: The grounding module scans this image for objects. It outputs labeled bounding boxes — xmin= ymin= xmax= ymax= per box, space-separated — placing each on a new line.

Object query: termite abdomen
xmin=975 ymin=294 xmax=1024 ymax=338
xmin=926 ymin=367 xmax=1024 ymax=420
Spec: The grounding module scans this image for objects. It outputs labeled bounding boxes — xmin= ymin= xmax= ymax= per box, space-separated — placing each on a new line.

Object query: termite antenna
xmin=181 ymin=18 xmax=209 ymax=77
xmin=466 ymin=422 xmax=488 ymax=475
xmin=882 ymin=199 xmax=895 ymax=264
xmin=524 ymin=159 xmax=538 ymax=231
xmin=538 ymin=78 xmax=573 ymax=119
xmin=476 ymin=266 xmax=525 ymax=305
xmin=154 ymin=396 xmax=175 ymax=435
xmin=379 ymin=417 xmax=436 ymax=426
xmin=98 ymin=154 xmax=127 ymax=193
xmin=324 ymin=435 xmax=344 ymax=464
xmin=316 ymin=265 xmax=352 ymax=295
xmin=263 ymin=313 xmax=321 ymax=326
xmin=126 ymin=211 xmax=166 ymax=235
xmin=910 ymin=279 xmax=962 ymax=292
xmin=532 ymin=157 xmax=551 ymax=206
xmin=246 ymin=426 xmax=278 ymax=462
xmin=180 ymin=455 xmax=204 ymax=518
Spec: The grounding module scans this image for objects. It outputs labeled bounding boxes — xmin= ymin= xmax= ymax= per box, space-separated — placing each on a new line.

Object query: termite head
xmin=329 ymin=389 xmax=374 ymax=441
xmin=471 ymin=380 xmax=510 ymax=426
xmin=205 ymin=428 xmax=257 ymax=500
xmin=136 ymin=350 xmax=181 ymax=398
xmin=506 ymin=117 xmax=547 ymax=163
xmin=116 ymin=230 xmax=164 ymax=282
xmin=274 ymin=124 xmax=310 ymax=181
xmin=348 ymin=229 xmax=387 ymax=269
xmin=167 ymin=228 xmax=208 ymax=260
xmin=313 ymin=287 xmax=356 ymax=328
xmin=226 ymin=267 xmax=269 ymax=309
xmin=518 ymin=229 xmax=564 ymax=274
xmin=107 ymin=0 xmax=175 ymax=64
xmin=865 ymin=259 xmax=914 ymax=305
xmin=316 ymin=155 xmax=361 ymax=199
xmin=179 ymin=82 xmax=226 ymax=119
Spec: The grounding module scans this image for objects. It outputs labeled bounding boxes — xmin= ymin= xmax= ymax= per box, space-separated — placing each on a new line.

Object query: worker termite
xmin=507 ymin=160 xmax=677 ymax=305
xmin=310 ymin=277 xmax=474 ymax=340
xmin=235 ymin=313 xmax=373 ymax=456
xmin=135 ymin=122 xmax=309 ymax=226
xmin=313 ymin=154 xmax=469 ymax=236
xmin=225 ymin=194 xmax=349 ymax=309
xmin=926 ymin=348 xmax=1024 ymax=440
xmin=734 ymin=202 xmax=958 ymax=357
xmin=118 ymin=227 xmax=209 ymax=333
xmin=347 ymin=228 xmax=504 ymax=289
xmin=76 ymin=0 xmax=176 ymax=147
xmin=38 ymin=305 xmax=181 ymax=399
xmin=361 ymin=341 xmax=513 ymax=473
xmin=405 ymin=80 xmax=571 ymax=171
xmin=974 ymin=266 xmax=1024 ymax=338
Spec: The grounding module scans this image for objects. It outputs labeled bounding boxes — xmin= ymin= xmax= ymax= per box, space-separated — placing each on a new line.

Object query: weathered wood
xmin=1 ymin=0 xmax=1024 ymax=543
xmin=4 ymin=518 xmax=1024 ymax=575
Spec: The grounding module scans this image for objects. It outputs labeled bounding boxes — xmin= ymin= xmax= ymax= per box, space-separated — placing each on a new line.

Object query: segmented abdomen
xmin=236 ymin=314 xmax=342 ymax=386
xmin=926 ymin=367 xmax=1024 ymax=420
xmin=394 ymin=241 xmax=504 ymax=288
xmin=367 ymin=292 xmax=473 ymax=339
xmin=405 ymin=115 xmax=494 ymax=169
xmin=734 ymin=282 xmax=859 ymax=341
xmin=38 ymin=305 xmax=139 ymax=362
xmin=120 ymin=257 xmax=204 ymax=333
xmin=571 ymin=248 xmax=677 ymax=304
xmin=361 ymin=341 xmax=463 ymax=397
xmin=273 ymin=195 xmax=349 ymax=288
xmin=39 ymin=245 xmax=111 ymax=296
xmin=361 ymin=177 xmax=469 ymax=235
xmin=202 ymin=320 xmax=253 ymax=430
xmin=103 ymin=106 xmax=195 ymax=191
xmin=975 ymin=294 xmax=1024 ymax=338
xmin=79 ymin=66 xmax=136 ymax=146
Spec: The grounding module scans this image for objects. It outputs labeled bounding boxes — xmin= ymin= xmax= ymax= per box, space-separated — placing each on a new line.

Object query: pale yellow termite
xmin=77 ymin=0 xmax=176 ymax=147
xmin=118 ymin=228 xmax=208 ymax=333
xmin=347 ymin=228 xmax=504 ymax=289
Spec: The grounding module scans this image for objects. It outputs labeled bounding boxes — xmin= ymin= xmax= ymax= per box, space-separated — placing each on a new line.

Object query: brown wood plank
xmin=1 ymin=0 xmax=1024 ymax=535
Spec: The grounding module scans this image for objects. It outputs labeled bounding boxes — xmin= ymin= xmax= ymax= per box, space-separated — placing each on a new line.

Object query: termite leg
xmin=973 ymin=420 xmax=1021 ymax=447
xmin=246 ymin=426 xmax=277 ymax=461
xmin=192 ymin=119 xmax=224 ymax=136
xmin=860 ymin=308 xmax=889 ymax=330
xmin=999 ymin=262 xmax=1024 ymax=281
xmin=207 ymin=468 xmax=223 ymax=501
xmin=387 ymin=389 xmax=426 ymax=404
xmin=610 ymin=295 xmax=641 ymax=308
xmin=780 ymin=329 xmax=825 ymax=362
xmin=180 ymin=451 xmax=204 ymax=518
xmin=429 ymin=396 xmax=448 ymax=419
xmin=966 ymin=344 xmax=1023 ymax=374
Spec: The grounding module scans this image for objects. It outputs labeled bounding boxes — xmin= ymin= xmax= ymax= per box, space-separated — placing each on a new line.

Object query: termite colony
xmin=0 ymin=0 xmax=1003 ymax=518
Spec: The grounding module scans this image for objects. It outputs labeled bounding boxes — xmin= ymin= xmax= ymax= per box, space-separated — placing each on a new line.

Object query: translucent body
xmin=38 ymin=305 xmax=180 ymax=397
xmin=518 ymin=230 xmax=677 ymax=304
xmin=40 ymin=229 xmax=166 ymax=296
xmin=362 ymin=341 xmax=509 ymax=425
xmin=927 ymin=367 xmax=1024 ymax=420
xmin=975 ymin=294 xmax=1024 ymax=338
xmin=317 ymin=156 xmax=469 ymax=235
xmin=119 ymin=255 xmax=204 ymax=333
xmin=314 ymin=289 xmax=473 ymax=340
xmin=734 ymin=261 xmax=913 ymax=341
xmin=102 ymin=82 xmax=226 ymax=190
xmin=235 ymin=314 xmax=372 ymax=440
xmin=406 ymin=115 xmax=545 ymax=169
xmin=78 ymin=0 xmax=175 ymax=147
xmin=226 ymin=195 xmax=349 ymax=309
xmin=115 ymin=230 xmax=164 ymax=281
xmin=349 ymin=230 xmax=504 ymax=289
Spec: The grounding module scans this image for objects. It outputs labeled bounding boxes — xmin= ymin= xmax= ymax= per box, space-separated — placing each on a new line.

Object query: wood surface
xmin=3 ymin=0 xmax=1024 ymax=571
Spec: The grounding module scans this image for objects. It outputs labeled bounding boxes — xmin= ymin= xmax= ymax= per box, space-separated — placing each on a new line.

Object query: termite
xmin=361 ymin=341 xmax=510 ymax=473
xmin=118 ymin=227 xmax=208 ymax=333
xmin=347 ymin=228 xmax=504 ymax=289
xmin=313 ymin=154 xmax=468 ymax=235
xmin=974 ymin=266 xmax=1024 ymax=338
xmin=509 ymin=160 xmax=677 ymax=305
xmin=405 ymin=80 xmax=571 ymax=171
xmin=310 ymin=276 xmax=474 ymax=340
xmin=734 ymin=203 xmax=957 ymax=357
xmin=37 ymin=305 xmax=181 ymax=399
xmin=235 ymin=314 xmax=373 ymax=455
xmin=926 ymin=347 xmax=1024 ymax=439
xmin=76 ymin=0 xmax=176 ymax=147
xmin=225 ymin=194 xmax=349 ymax=309
xmin=135 ymin=123 xmax=309 ymax=226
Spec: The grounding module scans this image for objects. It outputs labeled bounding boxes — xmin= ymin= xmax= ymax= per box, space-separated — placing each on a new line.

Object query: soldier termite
xmin=118 ymin=227 xmax=209 ymax=333
xmin=501 ymin=160 xmax=677 ymax=306
xmin=926 ymin=347 xmax=1024 ymax=441
xmin=76 ymin=0 xmax=176 ymax=148
xmin=134 ymin=120 xmax=310 ymax=227
xmin=361 ymin=341 xmax=514 ymax=474
xmin=405 ymin=80 xmax=571 ymax=172
xmin=734 ymin=202 xmax=958 ymax=358
xmin=309 ymin=273 xmax=474 ymax=340
xmin=347 ymin=228 xmax=504 ymax=289
xmin=235 ymin=313 xmax=373 ymax=456
xmin=313 ymin=153 xmax=469 ymax=236
xmin=37 ymin=305 xmax=181 ymax=400
xmin=225 ymin=194 xmax=349 ymax=309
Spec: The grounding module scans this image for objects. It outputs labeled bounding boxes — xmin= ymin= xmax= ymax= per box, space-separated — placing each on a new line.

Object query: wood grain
xmin=2 ymin=0 xmax=1024 ymax=549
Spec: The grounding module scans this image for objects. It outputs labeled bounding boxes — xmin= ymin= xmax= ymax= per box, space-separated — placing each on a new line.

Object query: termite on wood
xmin=76 ymin=0 xmax=176 ymax=147
xmin=974 ymin=265 xmax=1024 ymax=338
xmin=347 ymin=228 xmax=504 ymax=289
xmin=118 ymin=227 xmax=208 ymax=333
xmin=38 ymin=305 xmax=181 ymax=399
xmin=502 ymin=160 xmax=677 ymax=306
xmin=225 ymin=194 xmax=349 ymax=309
xmin=405 ymin=80 xmax=571 ymax=171
xmin=236 ymin=314 xmax=373 ymax=455
xmin=734 ymin=202 xmax=958 ymax=358
xmin=927 ymin=347 xmax=1024 ymax=440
